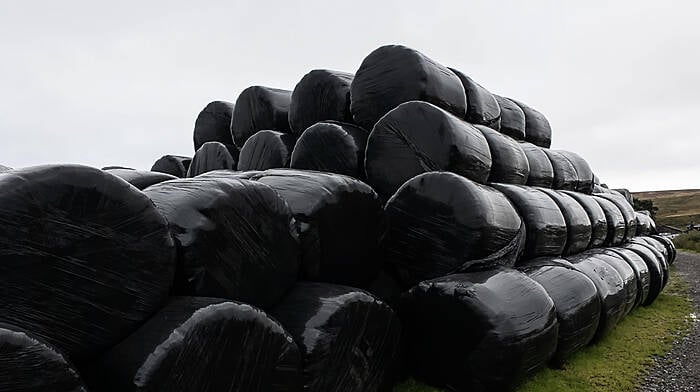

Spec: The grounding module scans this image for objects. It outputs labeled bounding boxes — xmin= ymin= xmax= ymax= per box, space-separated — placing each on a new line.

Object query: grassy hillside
xmin=633 ymin=189 xmax=700 ymax=228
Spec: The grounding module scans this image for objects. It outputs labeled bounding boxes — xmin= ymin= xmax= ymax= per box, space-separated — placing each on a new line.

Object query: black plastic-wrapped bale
xmin=492 ymin=183 xmax=567 ymax=260
xmin=556 ymin=150 xmax=594 ymax=193
xmin=187 ymin=141 xmax=237 ymax=177
xmin=88 ymin=297 xmax=302 ymax=392
xmin=0 ymin=325 xmax=87 ymax=392
xmin=288 ymin=69 xmax=355 ymax=135
xmin=511 ymin=99 xmax=552 ymax=148
xmin=608 ymin=248 xmax=650 ymax=308
xmin=538 ymin=188 xmax=592 ymax=256
xmin=365 ymin=101 xmax=491 ymax=199
xmin=151 ymin=155 xmax=192 ymax=178
xmin=350 ymin=44 xmax=467 ymax=130
xmin=0 ymin=165 xmax=176 ymax=361
xmin=586 ymin=250 xmax=638 ymax=317
xmin=593 ymin=196 xmax=626 ymax=246
xmin=622 ymin=242 xmax=665 ymax=305
xmin=651 ymin=235 xmax=676 ymax=264
xmin=400 ymin=268 xmax=558 ymax=392
xmin=231 ymin=86 xmax=292 ymax=146
xmin=105 ymin=169 xmax=177 ymax=190
xmin=237 ymin=130 xmax=296 ymax=171
xmin=494 ymin=95 xmax=526 ymax=140
xmin=614 ymin=188 xmax=634 ymax=205
xmin=271 ymin=283 xmax=401 ymax=392
xmin=143 ymin=176 xmax=299 ymax=308
xmin=563 ymin=191 xmax=608 ymax=248
xmin=193 ymin=101 xmax=235 ymax=151
xmin=383 ymin=172 xmax=524 ymax=288
xmin=635 ymin=212 xmax=655 ymax=236
xmin=290 ymin=121 xmax=368 ymax=179
xmin=476 ymin=125 xmax=529 ymax=184
xmin=449 ymin=68 xmax=501 ymax=129
xmin=543 ymin=149 xmax=578 ymax=191
xmin=102 ymin=165 xmax=133 ymax=170
xmin=630 ymin=238 xmax=669 ymax=289
xmin=247 ymin=169 xmax=383 ymax=288
xmin=520 ymin=142 xmax=554 ymax=187
xmin=635 ymin=237 xmax=669 ymax=264
xmin=519 ymin=259 xmax=601 ymax=365
xmin=595 ymin=193 xmax=637 ymax=241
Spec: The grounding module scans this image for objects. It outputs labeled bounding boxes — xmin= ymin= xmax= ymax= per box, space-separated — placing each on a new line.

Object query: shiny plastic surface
xmin=476 ymin=125 xmax=530 ymax=184
xmin=563 ymin=191 xmax=608 ymax=248
xmin=622 ymin=242 xmax=665 ymax=305
xmin=143 ymin=176 xmax=299 ymax=308
xmin=237 ymin=130 xmax=296 ymax=171
xmin=614 ymin=188 xmax=634 ymax=205
xmin=105 ymin=169 xmax=177 ymax=190
xmin=383 ymin=172 xmax=524 ymax=287
xmin=449 ymin=68 xmax=501 ymax=129
xmin=187 ymin=141 xmax=237 ymax=177
xmin=630 ymin=239 xmax=669 ymax=289
xmin=88 ymin=297 xmax=302 ymax=392
xmin=151 ymin=155 xmax=192 ymax=178
xmin=494 ymin=95 xmax=526 ymax=140
xmin=400 ymin=267 xmax=558 ymax=392
xmin=350 ymin=45 xmax=467 ymax=130
xmin=586 ymin=250 xmax=638 ymax=317
xmin=0 ymin=165 xmax=176 ymax=361
xmin=520 ymin=142 xmax=554 ymax=187
xmin=0 ymin=165 xmax=12 ymax=172
xmin=538 ymin=188 xmax=592 ymax=255
xmin=651 ymin=235 xmax=676 ymax=264
xmin=290 ymin=121 xmax=368 ymax=179
xmin=510 ymin=99 xmax=552 ymax=148
xmin=635 ymin=212 xmax=656 ymax=236
xmin=230 ymin=86 xmax=292 ymax=146
xmin=271 ymin=282 xmax=401 ymax=392
xmin=193 ymin=101 xmax=235 ymax=151
xmin=596 ymin=193 xmax=637 ymax=241
xmin=593 ymin=196 xmax=626 ymax=246
xmin=608 ymin=248 xmax=651 ymax=308
xmin=289 ymin=69 xmax=355 ymax=135
xmin=365 ymin=100 xmax=492 ymax=198
xmin=556 ymin=150 xmax=594 ymax=193
xmin=543 ymin=149 xmax=578 ymax=191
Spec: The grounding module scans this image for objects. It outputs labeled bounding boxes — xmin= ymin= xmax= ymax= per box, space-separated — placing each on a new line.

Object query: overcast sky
xmin=1 ymin=1 xmax=698 ymax=191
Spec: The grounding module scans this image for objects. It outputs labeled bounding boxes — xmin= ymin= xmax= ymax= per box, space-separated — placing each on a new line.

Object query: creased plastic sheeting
xmin=595 ymin=193 xmax=637 ymax=241
xmin=635 ymin=212 xmax=656 ymax=236
xmin=543 ymin=149 xmax=578 ymax=191
xmin=350 ymin=45 xmax=467 ymax=130
xmin=586 ymin=250 xmax=638 ymax=317
xmin=593 ymin=196 xmax=626 ymax=246
xmin=193 ymin=101 xmax=235 ymax=151
xmin=449 ymin=68 xmax=501 ymax=129
xmin=143 ymin=176 xmax=299 ymax=309
xmin=622 ymin=242 xmax=665 ymax=305
xmin=538 ymin=188 xmax=591 ymax=256
xmin=630 ymin=238 xmax=669 ymax=289
xmin=400 ymin=268 xmax=558 ymax=392
xmin=151 ymin=155 xmax=192 ymax=178
xmin=518 ymin=259 xmax=601 ymax=365
xmin=608 ymin=248 xmax=651 ymax=308
xmin=383 ymin=172 xmax=524 ymax=288
xmin=563 ymin=191 xmax=608 ymax=249
xmin=230 ymin=86 xmax=292 ymax=147
xmin=0 ymin=325 xmax=87 ymax=392
xmin=289 ymin=69 xmax=355 ymax=135
xmin=651 ymin=235 xmax=676 ymax=264
xmin=0 ymin=165 xmax=12 ymax=172
xmin=520 ymin=142 xmax=554 ymax=187
xmin=246 ymin=169 xmax=384 ymax=288
xmin=614 ymin=188 xmax=634 ymax=205
xmin=88 ymin=297 xmax=302 ymax=392
xmin=493 ymin=183 xmax=567 ymax=260
xmin=105 ymin=169 xmax=177 ymax=190
xmin=271 ymin=282 xmax=401 ymax=392
xmin=365 ymin=101 xmax=492 ymax=199
xmin=102 ymin=165 xmax=133 ymax=170
xmin=237 ymin=130 xmax=296 ymax=171
xmin=290 ymin=121 xmax=368 ymax=179
xmin=494 ymin=95 xmax=526 ymax=140
xmin=187 ymin=141 xmax=237 ymax=177
xmin=476 ymin=125 xmax=530 ymax=184
xmin=0 ymin=165 xmax=176 ymax=361
xmin=510 ymin=99 xmax=552 ymax=148
xmin=556 ymin=150 xmax=594 ymax=194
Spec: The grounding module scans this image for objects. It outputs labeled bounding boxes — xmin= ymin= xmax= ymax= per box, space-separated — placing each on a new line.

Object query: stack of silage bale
xmin=0 ymin=44 xmax=675 ymax=392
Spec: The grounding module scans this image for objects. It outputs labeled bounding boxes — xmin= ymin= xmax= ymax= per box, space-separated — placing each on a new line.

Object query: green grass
xmin=632 ymin=189 xmax=700 ymax=228
xmin=673 ymin=231 xmax=700 ymax=253
xmin=394 ymin=267 xmax=693 ymax=392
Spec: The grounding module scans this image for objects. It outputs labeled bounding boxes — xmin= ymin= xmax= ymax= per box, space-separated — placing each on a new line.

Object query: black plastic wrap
xmin=186 ymin=141 xmax=237 ymax=177
xmin=622 ymin=243 xmax=665 ymax=305
xmin=563 ymin=191 xmax=608 ymax=248
xmin=651 ymin=235 xmax=676 ymax=264
xmin=288 ymin=69 xmax=355 ymax=135
xmin=520 ymin=142 xmax=554 ymax=187
xmin=237 ymin=130 xmax=296 ymax=171
xmin=289 ymin=121 xmax=368 ymax=179
xmin=543 ymin=149 xmax=578 ymax=191
xmin=151 ymin=155 xmax=192 ymax=178
xmin=556 ymin=150 xmax=594 ymax=193
xmin=614 ymin=188 xmax=634 ymax=205
xmin=476 ymin=125 xmax=530 ymax=184
xmin=383 ymin=172 xmax=524 ymax=288
xmin=102 ymin=165 xmax=133 ymax=170
xmin=564 ymin=253 xmax=626 ymax=340
xmin=593 ymin=184 xmax=613 ymax=194
xmin=105 ymin=169 xmax=177 ymax=190
xmin=230 ymin=86 xmax=292 ymax=146
xmin=538 ymin=188 xmax=592 ymax=256
xmin=193 ymin=101 xmax=235 ymax=151
xmin=494 ymin=95 xmax=526 ymax=140
xmin=518 ymin=259 xmax=601 ymax=365
xmin=635 ymin=212 xmax=655 ymax=236
xmin=88 ymin=297 xmax=302 ymax=392
xmin=0 ymin=165 xmax=176 ymax=361
xmin=449 ymin=68 xmax=501 ymax=129
xmin=630 ymin=239 xmax=669 ymax=289
xmin=350 ymin=45 xmax=467 ymax=130
xmin=593 ymin=196 xmax=626 ymax=246
xmin=587 ymin=250 xmax=638 ymax=317
xmin=608 ymin=248 xmax=650 ymax=308
xmin=271 ymin=282 xmax=401 ymax=392
xmin=143 ymin=176 xmax=299 ymax=308
xmin=245 ymin=169 xmax=384 ymax=288
xmin=492 ymin=183 xmax=567 ymax=260
xmin=0 ymin=325 xmax=87 ymax=392
xmin=364 ymin=100 xmax=492 ymax=199
xmin=635 ymin=237 xmax=669 ymax=262
xmin=400 ymin=267 xmax=558 ymax=392
xmin=0 ymin=164 xmax=12 ymax=171
xmin=511 ymin=99 xmax=552 ymax=148
xmin=596 ymin=193 xmax=637 ymax=241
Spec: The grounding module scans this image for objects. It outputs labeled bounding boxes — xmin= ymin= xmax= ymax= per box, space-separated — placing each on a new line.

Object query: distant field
xmin=633 ymin=189 xmax=700 ymax=228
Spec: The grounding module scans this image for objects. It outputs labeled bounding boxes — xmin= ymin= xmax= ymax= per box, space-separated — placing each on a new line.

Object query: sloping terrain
xmin=633 ymin=189 xmax=700 ymax=228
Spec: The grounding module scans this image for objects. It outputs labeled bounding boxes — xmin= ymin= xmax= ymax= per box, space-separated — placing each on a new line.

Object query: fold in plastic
xmin=289 ymin=69 xmax=355 ymax=135
xmin=105 ymin=169 xmax=177 ymax=190
xmin=449 ymin=67 xmax=501 ymax=129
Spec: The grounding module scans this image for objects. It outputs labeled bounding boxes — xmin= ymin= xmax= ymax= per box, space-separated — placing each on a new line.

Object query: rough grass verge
xmin=673 ymin=231 xmax=700 ymax=253
xmin=393 ymin=267 xmax=693 ymax=392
